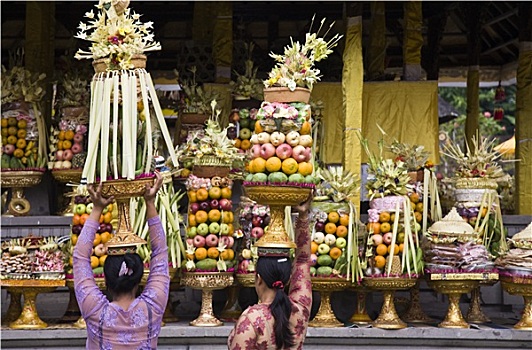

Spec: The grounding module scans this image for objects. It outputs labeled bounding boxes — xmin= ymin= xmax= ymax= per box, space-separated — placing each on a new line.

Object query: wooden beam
xmin=482 ymin=7 xmax=518 ymax=28
xmin=422 ymin=9 xmax=449 ymax=80
xmin=482 ymin=38 xmax=519 ymax=55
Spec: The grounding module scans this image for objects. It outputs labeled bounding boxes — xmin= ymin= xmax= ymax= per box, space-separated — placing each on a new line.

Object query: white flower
xmin=85 ymin=10 xmax=95 ymax=19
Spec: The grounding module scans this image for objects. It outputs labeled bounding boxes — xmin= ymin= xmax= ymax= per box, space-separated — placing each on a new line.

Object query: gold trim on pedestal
xmin=1 ymin=170 xmax=45 ymax=216
xmin=500 ymin=275 xmax=532 ymax=330
xmin=236 ymin=273 xmax=256 ymax=288
xmin=402 ymin=280 xmax=433 ymax=323
xmin=181 ymin=272 xmax=234 ymax=327
xmin=466 ymin=280 xmax=498 ymax=324
xmin=309 ymin=278 xmax=350 ymax=327
xmin=2 ymin=290 xmax=22 ymax=325
xmin=427 ymin=279 xmax=478 ymax=328
xmin=363 ymin=277 xmax=417 ymax=329
xmin=51 ymin=169 xmax=83 ymax=183
xmin=245 ymin=186 xmax=311 ymax=249
xmin=348 ymin=285 xmax=373 ymax=324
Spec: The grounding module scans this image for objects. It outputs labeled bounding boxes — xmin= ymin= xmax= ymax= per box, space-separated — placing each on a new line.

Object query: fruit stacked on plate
xmin=184 ymin=175 xmax=236 ymax=272
xmin=1 ymin=111 xmax=41 ymax=169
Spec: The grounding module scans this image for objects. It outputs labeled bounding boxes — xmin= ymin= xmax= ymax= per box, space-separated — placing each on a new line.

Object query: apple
xmin=298 ymin=135 xmax=313 ymax=147
xmin=260 ymin=143 xmax=276 ymax=159
xmin=292 ymin=145 xmax=308 ymax=162
xmin=187 ymin=226 xmax=198 ymax=238
xmin=220 ymin=236 xmax=234 ymax=248
xmin=269 ymin=132 xmax=285 ymax=146
xmin=324 ymin=234 xmax=336 ymax=246
xmin=251 ymin=226 xmax=264 ymax=238
xmin=275 ymin=143 xmax=293 ymax=160
xmin=193 ymin=235 xmax=206 ymax=248
xmin=71 ymin=143 xmax=83 ymax=154
xmin=3 ymin=144 xmax=15 ymax=155
xmin=186 ymin=238 xmax=194 ymax=247
xmin=210 ymin=199 xmax=219 ymax=210
xmin=241 ymin=249 xmax=252 ymax=260
xmin=190 ymin=202 xmax=200 ymax=214
xmin=85 ymin=203 xmax=94 ymax=214
xmin=252 ymin=216 xmax=263 ymax=227
xmin=209 ymin=222 xmax=221 ymax=234
xmin=205 ymin=234 xmax=219 ymax=247
xmin=372 ymin=234 xmax=383 ymax=246
xmin=257 ymin=132 xmax=271 ymax=144
xmin=73 ymin=133 xmax=84 ymax=143
xmin=286 ymin=131 xmax=300 ymax=147
xmin=383 ymin=232 xmax=393 ymax=245
xmin=105 ymin=223 xmax=113 ymax=233
xmin=197 ymin=223 xmax=209 ymax=236
xmin=318 ymin=243 xmax=330 ymax=255
xmin=75 ymin=203 xmax=86 ymax=215
xmin=219 ymin=199 xmax=232 ymax=211
xmin=55 ymin=150 xmax=64 ymax=161
xmin=315 ymin=222 xmax=325 ymax=232
xmin=238 ymin=260 xmax=250 ymax=272
xmin=219 ymin=223 xmax=230 ymax=235
xmin=200 ymin=201 xmax=211 ymax=211
xmin=63 ymin=149 xmax=74 ymax=161
xmin=336 ymin=237 xmax=347 ymax=248
xmin=94 ymin=243 xmax=107 ymax=257
xmin=252 ymin=144 xmax=262 ymax=159
xmin=99 ymin=223 xmax=107 ymax=233
xmin=62 ymin=160 xmax=72 ymax=169
xmin=239 ymin=128 xmax=251 ymax=140
xmin=310 ymin=253 xmax=318 ymax=266
xmin=72 ymin=224 xmax=82 ymax=235
xmin=313 ymin=231 xmax=325 ymax=244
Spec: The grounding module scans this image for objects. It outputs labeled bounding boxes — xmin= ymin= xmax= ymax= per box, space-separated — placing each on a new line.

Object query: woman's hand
xmin=144 ymin=171 xmax=164 ymax=203
xmin=87 ymin=182 xmax=115 ymax=211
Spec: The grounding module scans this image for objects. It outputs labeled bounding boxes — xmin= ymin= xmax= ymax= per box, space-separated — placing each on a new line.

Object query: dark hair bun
xmin=104 ymin=253 xmax=143 ymax=295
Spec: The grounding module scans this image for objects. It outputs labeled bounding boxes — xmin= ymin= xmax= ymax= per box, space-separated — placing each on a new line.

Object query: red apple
xmin=71 ymin=143 xmax=83 ymax=154
xmin=190 ymin=202 xmax=200 ymax=214
xmin=205 ymin=234 xmax=219 ymax=247
xmin=252 ymin=216 xmax=263 ymax=227
xmin=260 ymin=143 xmax=276 ymax=159
xmin=55 ymin=150 xmax=64 ymax=161
xmin=275 ymin=143 xmax=293 ymax=160
xmin=210 ymin=199 xmax=220 ymax=210
xmin=200 ymin=201 xmax=211 ymax=211
xmin=193 ymin=235 xmax=206 ymax=248
xmin=219 ymin=199 xmax=232 ymax=211
xmin=252 ymin=144 xmax=262 ymax=159
xmin=251 ymin=227 xmax=264 ymax=238
xmin=292 ymin=145 xmax=308 ymax=162
xmin=63 ymin=149 xmax=74 ymax=161
xmin=73 ymin=133 xmax=84 ymax=143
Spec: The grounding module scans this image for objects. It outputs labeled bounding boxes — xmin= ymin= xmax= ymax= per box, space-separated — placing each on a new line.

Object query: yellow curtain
xmin=342 ymin=16 xmax=364 ymax=205
xmin=403 ymin=1 xmax=423 ymax=65
xmin=212 ymin=2 xmax=233 ymax=83
xmin=465 ymin=66 xmax=480 ymax=149
xmin=515 ymin=42 xmax=532 ymax=215
xmin=311 ymin=83 xmax=344 ymax=164
xmin=361 ymin=81 xmax=440 ymax=164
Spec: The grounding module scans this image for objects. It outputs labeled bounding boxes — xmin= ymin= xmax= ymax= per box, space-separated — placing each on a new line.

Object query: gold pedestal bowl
xmin=348 ymin=285 xmax=373 ymax=324
xmin=51 ymin=169 xmax=83 ymax=216
xmin=309 ymin=277 xmax=351 ymax=327
xmin=1 ymin=170 xmax=44 ymax=216
xmin=466 ymin=280 xmax=498 ymax=324
xmin=402 ymin=280 xmax=433 ymax=323
xmin=500 ymin=275 xmax=532 ymax=330
xmin=427 ymin=279 xmax=479 ymax=328
xmin=236 ymin=273 xmax=256 ymax=288
xmin=244 ymin=186 xmax=312 ymax=249
xmin=363 ymin=277 xmax=418 ymax=329
xmin=182 ymin=272 xmax=234 ymax=327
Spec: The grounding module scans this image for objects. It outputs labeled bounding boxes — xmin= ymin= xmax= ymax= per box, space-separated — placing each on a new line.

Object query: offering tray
xmin=181 ymin=272 xmax=234 ymax=327
xmin=244 ymin=185 xmax=312 ymax=249
xmin=500 ymin=274 xmax=532 ymax=330
xmin=309 ymin=277 xmax=351 ymax=328
xmin=362 ymin=277 xmax=417 ymax=329
xmin=51 ymin=169 xmax=83 ymax=183
xmin=1 ymin=170 xmax=45 ymax=216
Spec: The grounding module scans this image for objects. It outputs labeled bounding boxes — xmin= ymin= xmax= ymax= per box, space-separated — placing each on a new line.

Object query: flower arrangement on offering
xmin=311 ymin=166 xmax=363 ymax=282
xmin=177 ymin=66 xmax=219 ymax=115
xmin=1 ymin=66 xmax=48 ymax=171
xmin=235 ymin=197 xmax=268 ymax=275
xmin=230 ymin=43 xmax=263 ymax=100
xmin=243 ymin=101 xmax=318 ymax=187
xmin=263 ymin=16 xmax=342 ymax=91
xmin=74 ymin=1 xmax=178 ymax=183
xmin=74 ymin=0 xmax=161 ymax=70
xmin=389 ymin=139 xmax=431 ymax=176
xmin=183 ymin=175 xmax=236 ymax=272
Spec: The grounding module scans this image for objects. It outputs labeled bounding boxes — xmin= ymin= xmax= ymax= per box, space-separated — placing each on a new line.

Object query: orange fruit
xmin=221 ymin=248 xmax=235 ymax=261
xmin=311 ymin=241 xmax=319 ymax=254
xmin=188 ymin=214 xmax=197 ymax=227
xmin=17 ymin=120 xmax=27 ymax=129
xmin=62 ymin=140 xmax=72 ymax=150
xmin=336 ymin=225 xmax=348 ymax=238
xmin=374 ymin=255 xmax=386 ymax=269
xmin=16 ymin=138 xmax=26 ymax=149
xmin=265 ymin=157 xmax=282 ymax=172
xmin=188 ymin=190 xmax=197 ymax=203
xmin=207 ymin=247 xmax=220 ymax=259
xmin=195 ymin=247 xmax=207 ymax=260
xmin=281 ymin=158 xmax=298 ymax=175
xmin=298 ymin=161 xmax=313 ymax=176
xmin=17 ymin=129 xmax=26 ymax=138
xmin=7 ymin=126 xmax=17 ymax=136
xmin=376 ymin=243 xmax=388 ymax=256
xmin=409 ymin=193 xmax=420 ymax=204
xmin=221 ymin=187 xmax=232 ymax=199
xmin=208 ymin=186 xmax=221 ymax=199
xmin=300 ymin=121 xmax=312 ymax=135
xmin=103 ymin=212 xmax=112 ymax=224
xmin=379 ymin=212 xmax=391 ymax=223
xmin=100 ymin=231 xmax=112 ymax=244
xmin=390 ymin=213 xmax=396 ymax=223
xmin=99 ymin=255 xmax=108 ymax=267
xmin=414 ymin=211 xmax=422 ymax=223
xmin=327 ymin=211 xmax=340 ymax=224
xmin=324 ymin=222 xmax=337 ymax=234
xmin=251 ymin=157 xmax=266 ymax=173
xmin=222 ymin=211 xmax=234 ymax=224
xmin=380 ymin=222 xmax=391 ymax=234
xmin=65 ymin=130 xmax=75 ymax=141
xmin=415 ymin=202 xmax=423 ymax=213
xmin=196 ymin=188 xmax=209 ymax=202
xmin=72 ymin=214 xmax=81 ymax=226
xmin=90 ymin=256 xmax=100 ymax=269
xmin=329 ymin=247 xmax=342 ymax=260
xmin=387 ymin=244 xmax=400 ymax=255
xmin=254 ymin=120 xmax=264 ymax=133
xmin=93 ymin=233 xmax=101 ymax=246
xmin=367 ymin=222 xmax=381 ymax=234
xmin=71 ymin=234 xmax=78 ymax=246
xmin=208 ymin=209 xmax=221 ymax=222
xmin=398 ymin=243 xmax=404 ymax=253
xmin=99 ymin=214 xmax=105 ymax=223
xmin=234 ymin=139 xmax=242 ymax=149
xmin=195 ymin=210 xmax=209 ymax=224
xmin=240 ymin=139 xmax=251 ymax=150
xmin=227 ymin=223 xmax=235 ymax=234
xmin=80 ymin=213 xmax=89 ymax=225
xmin=58 ymin=130 xmax=66 ymax=141
xmin=339 ymin=214 xmax=349 ymax=226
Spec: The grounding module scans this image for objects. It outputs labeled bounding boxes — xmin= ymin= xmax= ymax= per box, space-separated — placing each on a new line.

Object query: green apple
xmin=317 ymin=243 xmax=330 ymax=255
xmin=85 ymin=203 xmax=94 ymax=214
xmin=219 ymin=223 xmax=230 ymax=235
xmin=197 ymin=223 xmax=209 ymax=236
xmin=209 ymin=222 xmax=221 ymax=234
xmin=75 ymin=204 xmax=86 ymax=215
xmin=187 ymin=226 xmax=197 ymax=238
xmin=335 ymin=237 xmax=347 ymax=248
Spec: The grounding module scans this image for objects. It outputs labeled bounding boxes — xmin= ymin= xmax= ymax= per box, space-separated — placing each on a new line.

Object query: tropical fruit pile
xmin=228 ymin=108 xmax=256 ymax=153
xmin=236 ymin=200 xmax=270 ymax=274
xmin=184 ymin=175 xmax=236 ymax=272
xmin=244 ymin=102 xmax=317 ymax=185
xmin=1 ymin=110 xmax=43 ymax=169
xmin=68 ymin=193 xmax=117 ymax=276
xmin=49 ymin=122 xmax=88 ymax=170
xmin=311 ymin=207 xmax=350 ymax=277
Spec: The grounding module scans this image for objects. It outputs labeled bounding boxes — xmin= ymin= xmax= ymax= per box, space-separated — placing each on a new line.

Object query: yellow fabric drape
xmin=361 ymin=81 xmax=440 ymax=164
xmin=342 ymin=16 xmax=364 ymax=205
xmin=204 ymin=83 xmax=232 ymax=128
xmin=212 ymin=2 xmax=233 ymax=83
xmin=366 ymin=2 xmax=386 ymax=80
xmin=515 ymin=42 xmax=532 ymax=215
xmin=465 ymin=67 xmax=480 ymax=150
xmin=403 ymin=1 xmax=423 ymax=65
xmin=311 ymin=83 xmax=344 ymax=164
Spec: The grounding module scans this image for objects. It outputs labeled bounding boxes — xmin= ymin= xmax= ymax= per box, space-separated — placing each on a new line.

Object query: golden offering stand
xmin=0 ymin=279 xmax=65 ymax=329
xmin=500 ymin=274 xmax=532 ymax=330
xmin=466 ymin=280 xmax=498 ymax=324
xmin=236 ymin=273 xmax=255 ymax=288
xmin=363 ymin=277 xmax=418 ymax=329
xmin=219 ymin=282 xmax=243 ymax=321
xmin=402 ymin=280 xmax=433 ymax=323
xmin=1 ymin=170 xmax=44 ymax=216
xmin=2 ymin=290 xmax=22 ymax=325
xmin=244 ymin=186 xmax=312 ymax=249
xmin=348 ymin=285 xmax=373 ymax=324
xmin=50 ymin=169 xmax=83 ymax=216
xmin=66 ymin=277 xmax=106 ymax=329
xmin=309 ymin=277 xmax=350 ymax=327
xmin=427 ymin=272 xmax=498 ymax=328
xmin=181 ymin=272 xmax=234 ymax=327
